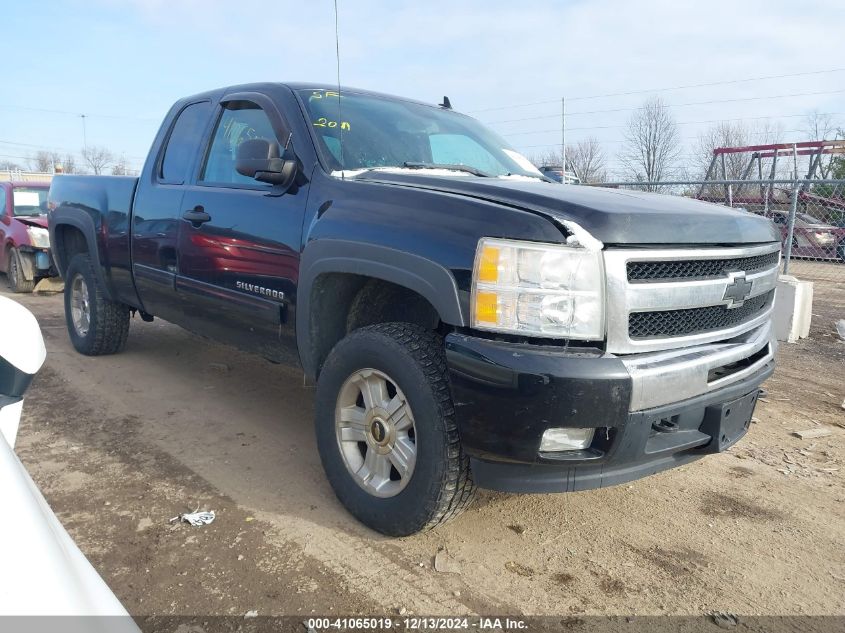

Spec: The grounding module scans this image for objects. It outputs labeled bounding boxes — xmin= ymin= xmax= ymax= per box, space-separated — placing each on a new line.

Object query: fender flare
xmin=2 ymin=238 xmax=15 ymax=271
xmin=49 ymin=209 xmax=114 ymax=301
xmin=296 ymin=239 xmax=466 ymax=378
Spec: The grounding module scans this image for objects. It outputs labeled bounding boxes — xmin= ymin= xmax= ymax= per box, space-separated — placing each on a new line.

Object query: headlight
xmin=471 ymin=238 xmax=605 ymax=340
xmin=814 ymin=231 xmax=834 ymax=244
xmin=26 ymin=227 xmax=50 ymax=249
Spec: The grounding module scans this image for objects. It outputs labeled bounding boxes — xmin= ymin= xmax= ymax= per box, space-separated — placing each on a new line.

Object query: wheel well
xmin=54 ymin=225 xmax=88 ymax=277
xmin=308 ymin=274 xmax=441 ymax=377
xmin=3 ymin=239 xmax=13 ymax=266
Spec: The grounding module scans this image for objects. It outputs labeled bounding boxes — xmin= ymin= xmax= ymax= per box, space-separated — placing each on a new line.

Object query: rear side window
xmin=0 ymin=188 xmax=6 ymax=217
xmin=160 ymin=101 xmax=212 ymax=184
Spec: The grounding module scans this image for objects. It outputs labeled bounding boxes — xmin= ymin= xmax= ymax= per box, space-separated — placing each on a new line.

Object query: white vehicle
xmin=0 ymin=296 xmax=138 ymax=627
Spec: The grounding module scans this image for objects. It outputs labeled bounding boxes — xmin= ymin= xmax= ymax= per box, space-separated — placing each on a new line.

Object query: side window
xmin=0 ymin=188 xmax=6 ymax=218
xmin=201 ymin=104 xmax=277 ymax=186
xmin=429 ymin=134 xmax=500 ymax=174
xmin=160 ymin=101 xmax=212 ymax=184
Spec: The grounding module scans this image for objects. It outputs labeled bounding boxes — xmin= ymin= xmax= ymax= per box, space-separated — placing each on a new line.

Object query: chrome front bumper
xmin=620 ymin=321 xmax=775 ymax=411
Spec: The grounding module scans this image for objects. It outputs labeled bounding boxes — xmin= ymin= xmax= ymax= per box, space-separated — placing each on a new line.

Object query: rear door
xmin=176 ymin=93 xmax=306 ymax=363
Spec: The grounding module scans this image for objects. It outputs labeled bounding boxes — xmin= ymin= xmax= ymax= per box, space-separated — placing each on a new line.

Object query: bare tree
xmin=27 ymin=150 xmax=80 ymax=174
xmin=753 ymin=120 xmax=784 ymax=146
xmin=831 ymin=127 xmax=845 ymax=179
xmin=0 ymin=160 xmax=23 ymax=171
xmin=565 ymin=137 xmax=607 ymax=183
xmin=527 ymin=148 xmax=562 ymax=169
xmin=58 ymin=154 xmax=78 ymax=174
xmin=747 ymin=120 xmax=790 ymax=180
xmin=81 ymin=145 xmax=113 ymax=175
xmin=804 ymin=110 xmax=835 ymax=141
xmin=30 ymin=151 xmax=51 ymax=173
xmin=803 ymin=111 xmax=840 ymax=178
xmin=111 ymin=155 xmax=130 ymax=175
xmin=526 ymin=145 xmax=607 ymax=183
xmin=695 ymin=121 xmax=751 ymax=180
xmin=619 ymin=97 xmax=681 ymax=190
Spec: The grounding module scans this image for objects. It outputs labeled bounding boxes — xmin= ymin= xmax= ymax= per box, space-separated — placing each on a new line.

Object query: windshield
xmin=12 ymin=187 xmax=49 ymax=216
xmin=297 ymin=89 xmax=543 ymax=178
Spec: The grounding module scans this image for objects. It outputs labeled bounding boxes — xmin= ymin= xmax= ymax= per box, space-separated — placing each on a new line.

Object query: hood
xmin=354 ymin=173 xmax=781 ymax=245
xmin=14 ymin=215 xmax=49 ymax=229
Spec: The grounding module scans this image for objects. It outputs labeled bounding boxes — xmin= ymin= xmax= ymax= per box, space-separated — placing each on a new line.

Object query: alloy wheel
xmin=70 ymin=273 xmax=91 ymax=337
xmin=334 ymin=368 xmax=417 ymax=498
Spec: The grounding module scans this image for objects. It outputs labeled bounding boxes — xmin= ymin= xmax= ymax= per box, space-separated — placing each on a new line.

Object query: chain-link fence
xmin=587 ymin=179 xmax=845 ymax=287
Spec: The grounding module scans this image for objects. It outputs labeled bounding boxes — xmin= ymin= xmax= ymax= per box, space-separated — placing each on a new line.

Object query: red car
xmin=758 ymin=209 xmax=845 ymax=263
xmin=0 ymin=182 xmax=54 ymax=292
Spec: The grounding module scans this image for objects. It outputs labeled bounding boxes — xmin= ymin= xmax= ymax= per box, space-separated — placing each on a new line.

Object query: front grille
xmin=629 ymin=290 xmax=774 ymax=339
xmin=627 ymin=251 xmax=779 ymax=282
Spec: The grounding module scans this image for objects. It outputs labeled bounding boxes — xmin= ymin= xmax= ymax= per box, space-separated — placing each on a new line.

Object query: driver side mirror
xmin=235 ymin=138 xmax=297 ymax=189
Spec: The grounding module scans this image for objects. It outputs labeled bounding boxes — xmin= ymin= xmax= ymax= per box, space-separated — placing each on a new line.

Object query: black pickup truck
xmin=48 ymin=83 xmax=780 ymax=535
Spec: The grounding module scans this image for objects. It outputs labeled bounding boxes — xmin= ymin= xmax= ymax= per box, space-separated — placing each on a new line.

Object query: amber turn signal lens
xmin=474 ymin=291 xmax=498 ymax=324
xmin=477 ymin=246 xmax=500 ymax=283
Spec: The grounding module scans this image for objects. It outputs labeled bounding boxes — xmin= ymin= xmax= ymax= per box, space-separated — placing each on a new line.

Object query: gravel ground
xmin=3 ymin=266 xmax=844 ymax=625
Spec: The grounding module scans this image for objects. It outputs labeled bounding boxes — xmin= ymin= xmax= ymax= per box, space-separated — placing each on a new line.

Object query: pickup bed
xmin=48 ymin=82 xmax=780 ymax=535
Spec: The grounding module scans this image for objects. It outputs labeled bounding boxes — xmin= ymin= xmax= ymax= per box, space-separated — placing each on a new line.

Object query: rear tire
xmin=7 ymin=249 xmax=35 ymax=293
xmin=64 ymin=254 xmax=129 ymax=355
xmin=837 ymin=240 xmax=845 ymax=263
xmin=315 ymin=323 xmax=475 ymax=536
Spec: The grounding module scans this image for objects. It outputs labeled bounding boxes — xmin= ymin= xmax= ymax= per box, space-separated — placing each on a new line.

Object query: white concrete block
xmin=797 ymin=281 xmax=813 ymax=339
xmin=773 ymin=275 xmax=814 ymax=343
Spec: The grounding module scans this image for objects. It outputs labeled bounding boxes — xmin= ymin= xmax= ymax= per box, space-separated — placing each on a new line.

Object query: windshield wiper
xmin=402 ymin=162 xmax=490 ymax=177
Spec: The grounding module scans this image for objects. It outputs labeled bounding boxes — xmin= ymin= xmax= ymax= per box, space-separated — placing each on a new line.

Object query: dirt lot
xmin=4 ymin=266 xmax=844 ymax=622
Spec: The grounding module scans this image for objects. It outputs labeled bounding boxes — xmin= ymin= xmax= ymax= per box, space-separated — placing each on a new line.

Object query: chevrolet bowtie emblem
xmin=723 ymin=274 xmax=753 ymax=308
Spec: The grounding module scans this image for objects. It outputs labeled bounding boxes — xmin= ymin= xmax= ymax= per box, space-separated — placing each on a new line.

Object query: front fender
xmin=297 ymin=238 xmax=465 ymax=377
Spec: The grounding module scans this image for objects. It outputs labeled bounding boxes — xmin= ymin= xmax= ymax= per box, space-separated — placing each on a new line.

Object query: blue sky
xmin=2 ymin=0 xmax=843 ymax=176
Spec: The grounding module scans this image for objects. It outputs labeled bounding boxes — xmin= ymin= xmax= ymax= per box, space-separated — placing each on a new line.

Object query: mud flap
xmin=33 ymin=277 xmax=65 ymax=294
xmin=16 ymin=251 xmax=35 ymax=281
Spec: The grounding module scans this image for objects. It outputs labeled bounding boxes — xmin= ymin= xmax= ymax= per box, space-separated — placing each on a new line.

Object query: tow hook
xmin=652 ymin=417 xmax=680 ymax=433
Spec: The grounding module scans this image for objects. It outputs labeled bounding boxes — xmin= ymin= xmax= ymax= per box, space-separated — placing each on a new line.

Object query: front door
xmin=132 ymin=99 xmax=213 ymax=323
xmin=176 ymin=98 xmax=306 ymax=364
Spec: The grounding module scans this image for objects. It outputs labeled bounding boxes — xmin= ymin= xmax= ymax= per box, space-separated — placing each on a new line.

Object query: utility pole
xmin=561 ymin=97 xmax=566 ymax=181
xmin=80 ymin=114 xmax=88 ymax=149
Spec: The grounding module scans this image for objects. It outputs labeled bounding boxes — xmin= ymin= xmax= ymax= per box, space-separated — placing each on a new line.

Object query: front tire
xmin=315 ymin=323 xmax=475 ymax=536
xmin=64 ymin=254 xmax=130 ymax=355
xmin=7 ymin=249 xmax=34 ymax=293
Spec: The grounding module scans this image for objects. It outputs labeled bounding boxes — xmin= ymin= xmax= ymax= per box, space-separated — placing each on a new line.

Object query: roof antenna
xmin=333 ymin=0 xmax=345 ymax=180
xmin=439 ymin=96 xmax=452 ymax=109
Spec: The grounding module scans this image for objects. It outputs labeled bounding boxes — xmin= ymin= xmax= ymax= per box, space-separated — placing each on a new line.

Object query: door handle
xmin=182 ymin=206 xmax=211 ymax=227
